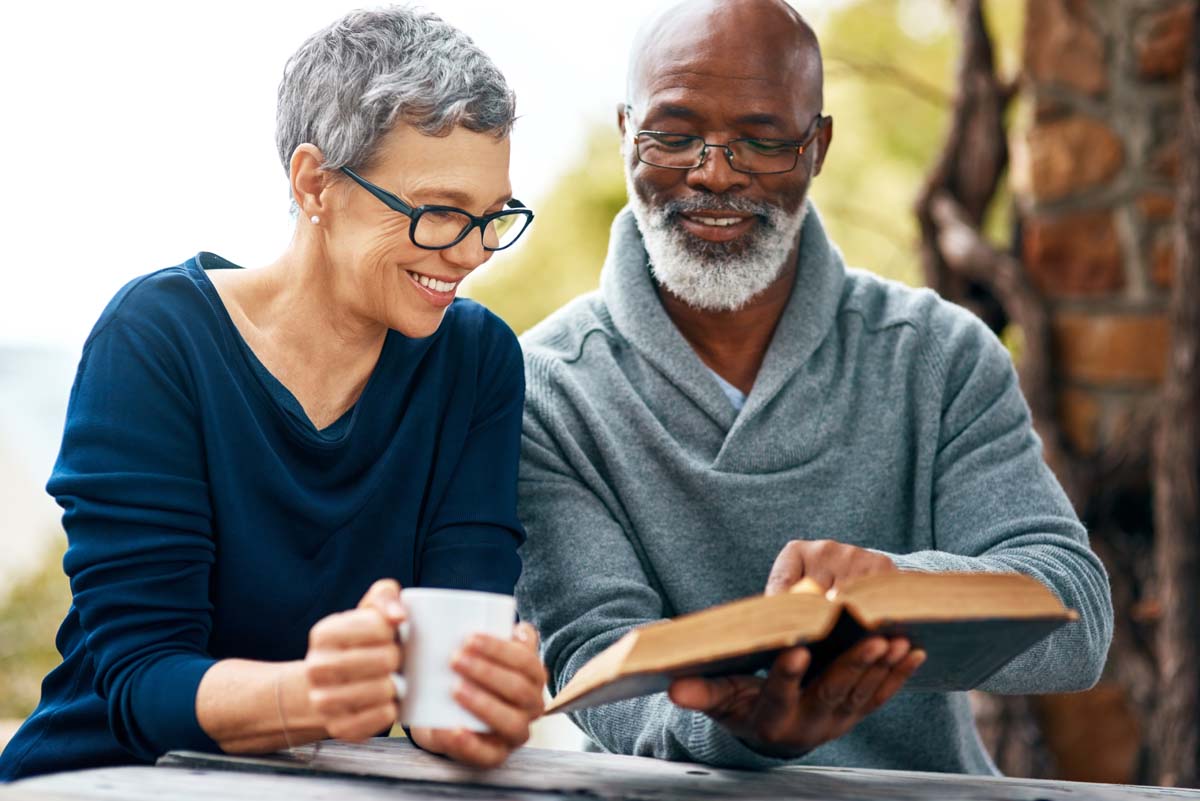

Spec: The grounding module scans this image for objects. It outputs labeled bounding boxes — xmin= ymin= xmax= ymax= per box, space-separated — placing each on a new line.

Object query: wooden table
xmin=8 ymin=737 xmax=1200 ymax=801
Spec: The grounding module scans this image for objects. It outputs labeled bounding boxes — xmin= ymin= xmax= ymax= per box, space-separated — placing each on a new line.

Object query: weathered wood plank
xmin=157 ymin=738 xmax=1200 ymax=800
xmin=12 ymin=766 xmax=557 ymax=801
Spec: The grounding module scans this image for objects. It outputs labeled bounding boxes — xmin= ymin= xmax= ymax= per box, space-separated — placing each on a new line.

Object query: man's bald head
xmin=626 ymin=0 xmax=823 ymax=115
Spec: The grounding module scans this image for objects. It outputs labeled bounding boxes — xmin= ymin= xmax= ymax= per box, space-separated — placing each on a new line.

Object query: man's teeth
xmin=691 ymin=216 xmax=744 ymax=227
xmin=408 ymin=272 xmax=459 ymax=292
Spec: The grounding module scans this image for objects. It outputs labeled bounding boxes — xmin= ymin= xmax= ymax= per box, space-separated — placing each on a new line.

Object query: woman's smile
xmin=405 ymin=268 xmax=461 ymax=307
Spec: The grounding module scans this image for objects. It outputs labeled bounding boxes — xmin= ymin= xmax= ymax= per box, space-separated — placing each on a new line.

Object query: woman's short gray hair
xmin=275 ymin=6 xmax=516 ymax=175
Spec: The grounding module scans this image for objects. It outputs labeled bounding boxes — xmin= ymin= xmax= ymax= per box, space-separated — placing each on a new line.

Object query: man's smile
xmin=677 ymin=211 xmax=758 ymax=242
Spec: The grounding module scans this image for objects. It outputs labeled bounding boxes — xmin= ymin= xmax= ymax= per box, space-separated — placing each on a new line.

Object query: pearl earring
xmin=310 ymin=215 xmax=320 ymax=225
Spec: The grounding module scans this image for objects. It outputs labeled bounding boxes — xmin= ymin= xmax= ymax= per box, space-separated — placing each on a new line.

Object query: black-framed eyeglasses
xmin=631 ymin=114 xmax=828 ymax=175
xmin=340 ymin=167 xmax=534 ymax=251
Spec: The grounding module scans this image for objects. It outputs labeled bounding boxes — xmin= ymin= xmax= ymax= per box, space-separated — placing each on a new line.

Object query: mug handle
xmin=391 ymin=620 xmax=411 ymax=700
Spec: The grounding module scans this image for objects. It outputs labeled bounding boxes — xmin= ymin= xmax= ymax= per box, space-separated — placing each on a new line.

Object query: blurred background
xmin=2 ymin=0 xmax=1197 ymax=787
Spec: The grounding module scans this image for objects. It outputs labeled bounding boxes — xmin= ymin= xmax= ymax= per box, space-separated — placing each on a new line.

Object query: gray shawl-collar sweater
xmin=515 ymin=206 xmax=1112 ymax=773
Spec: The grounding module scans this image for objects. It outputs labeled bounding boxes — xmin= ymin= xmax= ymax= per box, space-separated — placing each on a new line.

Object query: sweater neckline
xmin=188 ymin=252 xmax=395 ymax=448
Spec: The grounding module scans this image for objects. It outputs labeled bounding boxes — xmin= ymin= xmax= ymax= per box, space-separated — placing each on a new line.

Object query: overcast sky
xmin=3 ymin=0 xmax=844 ymax=349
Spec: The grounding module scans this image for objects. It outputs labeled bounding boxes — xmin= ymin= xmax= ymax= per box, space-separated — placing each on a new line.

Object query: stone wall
xmin=1017 ymin=0 xmax=1191 ymax=459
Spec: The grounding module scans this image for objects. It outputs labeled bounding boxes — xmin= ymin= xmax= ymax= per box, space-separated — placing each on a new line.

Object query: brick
xmin=1136 ymin=2 xmax=1195 ymax=81
xmin=1151 ymin=235 xmax=1176 ymax=288
xmin=1152 ymin=138 xmax=1181 ymax=180
xmin=1137 ymin=191 xmax=1177 ymax=222
xmin=1057 ymin=387 xmax=1101 ymax=454
xmin=1024 ymin=116 xmax=1125 ymax=201
xmin=1025 ymin=0 xmax=1109 ymax=96
xmin=1052 ymin=313 xmax=1169 ymax=384
xmin=1034 ymin=97 xmax=1070 ymax=124
xmin=1023 ymin=211 xmax=1125 ymax=296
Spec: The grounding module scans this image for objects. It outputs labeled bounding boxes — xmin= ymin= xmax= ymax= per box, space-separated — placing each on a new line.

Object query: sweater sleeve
xmin=515 ymin=356 xmax=791 ymax=770
xmin=418 ymin=317 xmax=525 ymax=595
xmin=882 ymin=307 xmax=1113 ymax=693
xmin=48 ymin=316 xmax=219 ymax=762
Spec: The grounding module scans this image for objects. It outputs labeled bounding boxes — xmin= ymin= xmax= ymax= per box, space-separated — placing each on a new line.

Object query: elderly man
xmin=515 ymin=0 xmax=1112 ymax=774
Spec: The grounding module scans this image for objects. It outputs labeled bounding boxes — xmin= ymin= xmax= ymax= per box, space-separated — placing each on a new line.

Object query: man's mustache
xmin=657 ymin=196 xmax=779 ymax=225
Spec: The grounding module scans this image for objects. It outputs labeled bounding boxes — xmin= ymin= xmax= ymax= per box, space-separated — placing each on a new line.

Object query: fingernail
xmin=386 ymin=601 xmax=404 ymax=618
xmin=514 ymin=625 xmax=530 ymax=642
xmin=912 ymin=650 xmax=928 ymax=667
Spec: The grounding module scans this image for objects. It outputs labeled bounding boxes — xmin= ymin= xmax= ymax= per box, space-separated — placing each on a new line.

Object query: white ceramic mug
xmin=393 ymin=587 xmax=516 ymax=732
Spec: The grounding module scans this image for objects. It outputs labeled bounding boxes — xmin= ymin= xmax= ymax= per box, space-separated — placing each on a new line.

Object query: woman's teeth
xmin=409 ymin=271 xmax=459 ymax=292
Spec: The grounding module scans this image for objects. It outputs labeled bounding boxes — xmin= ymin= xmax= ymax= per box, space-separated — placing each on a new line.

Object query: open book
xmin=546 ymin=571 xmax=1077 ymax=715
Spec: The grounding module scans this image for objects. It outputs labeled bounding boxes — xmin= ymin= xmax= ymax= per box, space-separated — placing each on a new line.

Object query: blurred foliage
xmin=0 ymin=536 xmax=69 ymax=720
xmin=466 ymin=0 xmax=1024 ymax=334
xmin=463 ymin=129 xmax=629 ymax=335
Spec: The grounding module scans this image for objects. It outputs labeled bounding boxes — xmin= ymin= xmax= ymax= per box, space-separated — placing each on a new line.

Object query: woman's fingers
xmin=358 ymin=579 xmax=406 ymax=625
xmin=310 ymin=608 xmax=399 ymax=650
xmin=451 ymin=650 xmax=544 ymax=712
xmin=410 ymin=726 xmax=516 ymax=769
xmin=438 ymin=729 xmax=514 ymax=770
xmin=453 ymin=678 xmax=533 ymax=746
xmin=461 ymin=630 xmax=547 ymax=687
xmin=310 ymin=675 xmax=397 ymax=717
xmin=322 ymin=699 xmax=399 ymax=742
xmin=306 ymin=642 xmax=402 ymax=686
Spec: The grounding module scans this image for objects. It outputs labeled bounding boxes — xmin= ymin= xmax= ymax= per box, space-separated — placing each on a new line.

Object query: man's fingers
xmin=749 ymin=647 xmax=809 ymax=740
xmin=867 ymin=649 xmax=926 ymax=712
xmin=836 ymin=640 xmax=910 ymax=715
xmin=668 ymin=674 xmax=756 ymax=713
xmin=805 ymin=637 xmax=888 ymax=714
xmin=764 ymin=541 xmax=811 ymax=595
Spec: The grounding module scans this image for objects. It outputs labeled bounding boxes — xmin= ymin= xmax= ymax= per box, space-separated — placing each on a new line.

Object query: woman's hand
xmin=304 ymin=579 xmax=406 ymax=741
xmin=410 ymin=622 xmax=547 ymax=768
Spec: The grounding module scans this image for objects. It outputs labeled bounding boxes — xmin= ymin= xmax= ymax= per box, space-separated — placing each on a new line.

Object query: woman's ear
xmin=290 ymin=143 xmax=328 ymax=220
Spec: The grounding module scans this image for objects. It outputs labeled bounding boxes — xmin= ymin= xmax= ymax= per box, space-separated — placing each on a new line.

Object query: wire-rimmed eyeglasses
xmin=631 ymin=114 xmax=828 ymax=175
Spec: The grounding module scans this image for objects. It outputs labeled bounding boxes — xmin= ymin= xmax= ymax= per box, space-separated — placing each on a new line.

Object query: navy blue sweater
xmin=0 ymin=254 xmax=525 ymax=781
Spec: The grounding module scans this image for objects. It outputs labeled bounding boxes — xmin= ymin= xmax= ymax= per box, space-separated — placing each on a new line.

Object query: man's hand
xmin=669 ymin=637 xmax=924 ymax=757
xmin=764 ymin=539 xmax=899 ymax=596
xmin=668 ymin=539 xmax=923 ymax=758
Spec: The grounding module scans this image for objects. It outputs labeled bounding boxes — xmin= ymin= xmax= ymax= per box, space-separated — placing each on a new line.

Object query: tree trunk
xmin=1151 ymin=5 xmax=1200 ymax=787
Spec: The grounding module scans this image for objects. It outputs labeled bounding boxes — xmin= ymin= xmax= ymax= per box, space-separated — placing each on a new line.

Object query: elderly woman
xmin=0 ymin=7 xmax=544 ymax=781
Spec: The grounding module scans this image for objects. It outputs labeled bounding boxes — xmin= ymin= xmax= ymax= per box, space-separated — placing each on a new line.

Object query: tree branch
xmin=928 ymin=191 xmax=1082 ymax=506
xmin=824 ymin=54 xmax=952 ymax=107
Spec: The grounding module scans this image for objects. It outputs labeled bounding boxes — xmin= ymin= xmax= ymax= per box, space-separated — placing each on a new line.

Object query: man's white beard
xmin=625 ymin=170 xmax=809 ymax=312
